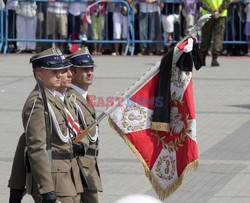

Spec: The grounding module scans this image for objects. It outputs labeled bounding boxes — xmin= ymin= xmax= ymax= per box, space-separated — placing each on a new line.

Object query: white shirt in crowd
xmin=139 ymin=2 xmax=159 ymax=13
xmin=7 ymin=0 xmax=18 ymax=10
xmin=47 ymin=1 xmax=68 ymax=14
xmin=68 ymin=2 xmax=88 ymax=16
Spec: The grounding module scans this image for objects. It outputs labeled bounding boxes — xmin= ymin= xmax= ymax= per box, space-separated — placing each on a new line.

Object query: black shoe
xmin=9 ymin=188 xmax=23 ymax=203
xmin=211 ymin=59 xmax=220 ymax=67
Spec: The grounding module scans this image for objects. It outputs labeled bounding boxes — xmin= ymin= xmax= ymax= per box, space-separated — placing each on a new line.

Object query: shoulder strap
xmin=36 ymin=77 xmax=52 ymax=165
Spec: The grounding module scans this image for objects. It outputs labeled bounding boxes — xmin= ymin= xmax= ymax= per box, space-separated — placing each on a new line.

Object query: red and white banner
xmin=108 ymin=40 xmax=198 ymax=200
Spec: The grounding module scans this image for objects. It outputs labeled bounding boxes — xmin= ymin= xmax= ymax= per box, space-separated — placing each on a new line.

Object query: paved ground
xmin=0 ymin=54 xmax=250 ymax=203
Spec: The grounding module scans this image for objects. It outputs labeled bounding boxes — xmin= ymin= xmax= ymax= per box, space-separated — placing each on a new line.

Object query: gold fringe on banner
xmin=108 ymin=117 xmax=199 ymax=201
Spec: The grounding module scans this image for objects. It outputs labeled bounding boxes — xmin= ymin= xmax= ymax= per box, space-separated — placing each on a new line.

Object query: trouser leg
xmin=81 ymin=189 xmax=98 ymax=203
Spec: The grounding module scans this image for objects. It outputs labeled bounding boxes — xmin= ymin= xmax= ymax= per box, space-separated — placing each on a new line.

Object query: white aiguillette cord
xmin=47 ymin=102 xmax=70 ymax=143
xmin=69 ymin=94 xmax=98 ymax=142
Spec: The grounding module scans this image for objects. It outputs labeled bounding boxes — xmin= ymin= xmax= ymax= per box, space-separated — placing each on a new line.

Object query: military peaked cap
xmin=30 ymin=47 xmax=72 ymax=69
xmin=66 ymin=47 xmax=96 ymax=68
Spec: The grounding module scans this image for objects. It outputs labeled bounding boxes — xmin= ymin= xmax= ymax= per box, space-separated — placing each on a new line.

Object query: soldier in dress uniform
xmin=66 ymin=47 xmax=103 ymax=203
xmin=8 ymin=47 xmax=84 ymax=203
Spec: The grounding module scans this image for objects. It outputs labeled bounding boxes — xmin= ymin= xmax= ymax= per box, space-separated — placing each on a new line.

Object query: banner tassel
xmin=108 ymin=118 xmax=199 ymax=200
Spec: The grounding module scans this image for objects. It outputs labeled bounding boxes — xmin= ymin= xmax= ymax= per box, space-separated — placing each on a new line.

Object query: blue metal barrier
xmin=131 ymin=0 xmax=184 ymax=55
xmin=2 ymin=0 xmax=249 ymax=55
xmin=89 ymin=0 xmax=133 ymax=55
xmin=3 ymin=0 xmax=133 ymax=55
xmin=131 ymin=0 xmax=248 ymax=55
xmin=0 ymin=2 xmax=4 ymax=52
xmin=224 ymin=2 xmax=246 ymax=44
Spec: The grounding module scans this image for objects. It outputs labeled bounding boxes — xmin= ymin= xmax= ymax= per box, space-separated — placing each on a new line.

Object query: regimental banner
xmin=108 ymin=43 xmax=199 ymax=200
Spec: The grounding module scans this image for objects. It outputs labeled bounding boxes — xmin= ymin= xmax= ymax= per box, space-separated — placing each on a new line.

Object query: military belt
xmin=52 ymin=152 xmax=75 ymax=160
xmin=86 ymin=148 xmax=99 ymax=157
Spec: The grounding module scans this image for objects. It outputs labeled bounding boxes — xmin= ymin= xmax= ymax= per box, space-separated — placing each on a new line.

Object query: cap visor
xmin=41 ymin=61 xmax=72 ymax=70
xmin=62 ymin=61 xmax=73 ymax=68
xmin=73 ymin=64 xmax=96 ymax=68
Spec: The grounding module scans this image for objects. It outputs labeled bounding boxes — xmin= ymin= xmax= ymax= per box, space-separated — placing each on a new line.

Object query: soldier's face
xmin=35 ymin=69 xmax=62 ymax=90
xmin=72 ymin=67 xmax=94 ymax=89
xmin=60 ymin=68 xmax=72 ymax=88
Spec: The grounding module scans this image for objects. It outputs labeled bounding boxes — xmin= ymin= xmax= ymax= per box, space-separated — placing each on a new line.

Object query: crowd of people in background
xmin=0 ymin=0 xmax=250 ymax=56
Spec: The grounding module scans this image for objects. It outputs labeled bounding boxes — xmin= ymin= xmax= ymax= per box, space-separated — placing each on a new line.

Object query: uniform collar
xmin=46 ymin=88 xmax=56 ymax=97
xmin=55 ymin=91 xmax=65 ymax=102
xmin=71 ymin=84 xmax=88 ymax=100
